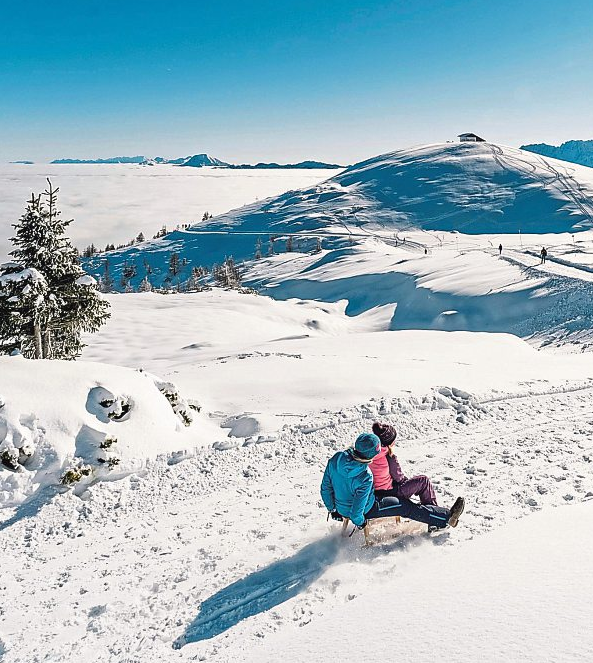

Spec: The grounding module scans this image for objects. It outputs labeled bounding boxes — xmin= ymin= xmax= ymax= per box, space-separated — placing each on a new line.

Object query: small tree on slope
xmin=0 ymin=264 xmax=58 ymax=357
xmin=2 ymin=180 xmax=110 ymax=359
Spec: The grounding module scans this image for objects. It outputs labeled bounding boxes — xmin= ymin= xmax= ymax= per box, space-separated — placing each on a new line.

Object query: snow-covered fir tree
xmin=0 ymin=263 xmax=58 ymax=357
xmin=254 ymin=237 xmax=263 ymax=260
xmin=1 ymin=180 xmax=110 ymax=359
xmin=186 ymin=265 xmax=208 ymax=291
xmin=213 ymin=256 xmax=241 ymax=288
xmin=99 ymin=259 xmax=114 ymax=293
xmin=138 ymin=275 xmax=152 ymax=292
xmin=169 ymin=252 xmax=181 ymax=277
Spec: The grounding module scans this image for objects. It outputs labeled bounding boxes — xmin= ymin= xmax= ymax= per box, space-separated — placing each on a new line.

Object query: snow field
xmin=1 ymin=384 xmax=592 ymax=662
xmin=81 ymin=291 xmax=593 ymax=418
xmin=3 ymin=141 xmax=593 ymax=661
xmin=246 ymin=500 xmax=593 ymax=663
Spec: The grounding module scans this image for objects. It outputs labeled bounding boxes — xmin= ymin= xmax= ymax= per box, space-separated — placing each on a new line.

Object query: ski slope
xmin=246 ymin=500 xmax=593 ymax=663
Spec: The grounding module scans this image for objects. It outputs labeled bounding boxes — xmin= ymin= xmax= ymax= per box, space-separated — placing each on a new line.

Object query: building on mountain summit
xmin=458 ymin=132 xmax=486 ymax=142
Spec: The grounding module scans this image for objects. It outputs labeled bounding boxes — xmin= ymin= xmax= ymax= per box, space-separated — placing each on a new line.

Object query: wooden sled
xmin=341 ymin=516 xmax=403 ymax=546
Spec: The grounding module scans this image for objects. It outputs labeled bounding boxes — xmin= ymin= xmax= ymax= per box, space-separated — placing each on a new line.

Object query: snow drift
xmin=0 ymin=355 xmax=218 ymax=506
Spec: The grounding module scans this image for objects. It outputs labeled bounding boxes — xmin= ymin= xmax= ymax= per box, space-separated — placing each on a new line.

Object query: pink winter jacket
xmin=369 ymin=446 xmax=407 ymax=490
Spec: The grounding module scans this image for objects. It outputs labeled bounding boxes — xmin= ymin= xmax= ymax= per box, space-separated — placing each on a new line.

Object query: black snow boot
xmin=448 ymin=496 xmax=465 ymax=528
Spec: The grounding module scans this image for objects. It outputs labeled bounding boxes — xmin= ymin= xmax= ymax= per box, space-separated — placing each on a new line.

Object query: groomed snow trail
xmin=1 ymin=386 xmax=593 ymax=662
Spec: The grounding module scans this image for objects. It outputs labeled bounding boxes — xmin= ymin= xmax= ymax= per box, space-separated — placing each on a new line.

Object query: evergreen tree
xmin=99 ymin=259 xmax=114 ymax=293
xmin=122 ymin=261 xmax=137 ymax=280
xmin=286 ymin=235 xmax=293 ymax=252
xmin=82 ymin=243 xmax=97 ymax=258
xmin=213 ymin=256 xmax=241 ymax=288
xmin=255 ymin=237 xmax=262 ymax=260
xmin=187 ymin=265 xmax=207 ymax=291
xmin=139 ymin=275 xmax=152 ymax=292
xmin=0 ymin=264 xmax=58 ymax=357
xmin=169 ymin=252 xmax=181 ymax=277
xmin=136 ymin=232 xmax=145 ymax=243
xmin=4 ymin=180 xmax=110 ymax=359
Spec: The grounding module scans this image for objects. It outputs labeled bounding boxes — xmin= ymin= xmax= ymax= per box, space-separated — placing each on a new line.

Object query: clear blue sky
xmin=1 ymin=0 xmax=592 ymax=163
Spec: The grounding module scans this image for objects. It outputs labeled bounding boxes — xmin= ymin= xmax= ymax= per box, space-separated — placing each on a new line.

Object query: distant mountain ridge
xmin=177 ymin=154 xmax=229 ymax=167
xmin=228 ymin=160 xmax=344 ymax=169
xmin=51 ymin=156 xmax=146 ymax=164
xmin=521 ymin=140 xmax=593 ymax=168
xmin=51 ymin=153 xmax=344 ymax=168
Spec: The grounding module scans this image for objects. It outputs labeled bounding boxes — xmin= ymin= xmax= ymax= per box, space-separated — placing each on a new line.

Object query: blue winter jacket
xmin=320 ymin=449 xmax=376 ymax=526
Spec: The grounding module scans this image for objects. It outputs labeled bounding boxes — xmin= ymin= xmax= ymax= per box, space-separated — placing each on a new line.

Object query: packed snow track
xmin=1 ymin=384 xmax=593 ymax=662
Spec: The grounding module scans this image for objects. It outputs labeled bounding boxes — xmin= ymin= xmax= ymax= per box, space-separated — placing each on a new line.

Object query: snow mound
xmin=0 ymin=355 xmax=218 ymax=506
xmin=220 ymin=412 xmax=279 ymax=442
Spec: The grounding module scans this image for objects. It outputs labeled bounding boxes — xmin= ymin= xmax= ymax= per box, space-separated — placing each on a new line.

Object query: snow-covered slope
xmin=82 ymin=142 xmax=593 ymax=296
xmin=244 ymin=501 xmax=593 ymax=663
xmin=3 ymin=287 xmax=593 ymax=661
xmin=522 ymin=139 xmax=593 ymax=168
xmin=2 ymin=367 xmax=593 ymax=662
xmin=4 ymin=143 xmax=593 ymax=663
xmin=201 ymin=141 xmax=593 ymax=238
xmin=81 ymin=291 xmax=593 ymax=419
xmin=0 ymin=165 xmax=340 ymax=261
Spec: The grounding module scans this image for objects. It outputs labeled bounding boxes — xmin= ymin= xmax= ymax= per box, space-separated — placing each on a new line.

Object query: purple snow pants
xmin=375 ymin=475 xmax=438 ymax=506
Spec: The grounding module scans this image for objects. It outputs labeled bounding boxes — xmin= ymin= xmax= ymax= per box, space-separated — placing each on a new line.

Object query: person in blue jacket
xmin=320 ymin=432 xmax=464 ymax=530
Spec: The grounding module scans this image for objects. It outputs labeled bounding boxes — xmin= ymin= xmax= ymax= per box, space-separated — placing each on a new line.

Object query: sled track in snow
xmin=4 ymin=380 xmax=593 ymax=662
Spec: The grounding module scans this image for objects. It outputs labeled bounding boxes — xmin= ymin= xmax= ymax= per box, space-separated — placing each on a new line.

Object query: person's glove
xmin=329 ymin=510 xmax=343 ymax=522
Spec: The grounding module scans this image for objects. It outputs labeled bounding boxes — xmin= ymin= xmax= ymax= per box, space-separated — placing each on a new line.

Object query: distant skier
xmin=540 ymin=247 xmax=547 ymax=264
xmin=498 ymin=243 xmax=503 ymax=255
xmin=320 ymin=433 xmax=465 ymax=531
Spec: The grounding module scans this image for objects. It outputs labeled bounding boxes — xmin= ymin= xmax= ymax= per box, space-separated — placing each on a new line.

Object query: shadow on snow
xmin=174 ymin=527 xmax=451 ymax=649
xmin=174 ymin=536 xmax=340 ymax=647
xmin=0 ymin=485 xmax=58 ymax=532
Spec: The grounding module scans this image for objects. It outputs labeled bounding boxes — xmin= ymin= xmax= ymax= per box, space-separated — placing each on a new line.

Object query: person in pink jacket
xmin=369 ymin=422 xmax=438 ymax=506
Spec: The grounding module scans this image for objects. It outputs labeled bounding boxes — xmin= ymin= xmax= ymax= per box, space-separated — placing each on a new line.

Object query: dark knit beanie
xmin=372 ymin=422 xmax=397 ymax=446
xmin=352 ymin=432 xmax=381 ymax=461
